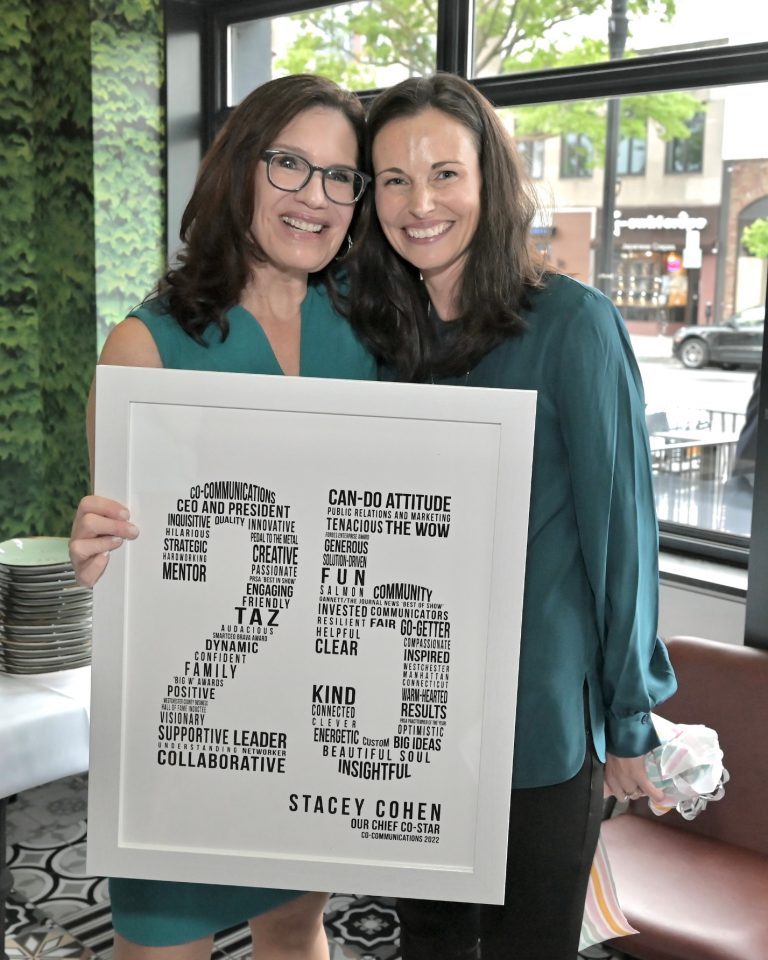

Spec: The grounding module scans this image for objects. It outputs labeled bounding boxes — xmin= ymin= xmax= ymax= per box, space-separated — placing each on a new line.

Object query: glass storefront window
xmin=472 ymin=0 xmax=763 ymax=80
xmin=500 ymin=82 xmax=768 ymax=540
xmin=617 ymin=133 xmax=647 ymax=176
xmin=517 ymin=139 xmax=545 ymax=179
xmin=560 ymin=133 xmax=594 ymax=178
xmin=227 ymin=2 xmax=436 ymax=105
xmin=665 ymin=112 xmax=705 ymax=173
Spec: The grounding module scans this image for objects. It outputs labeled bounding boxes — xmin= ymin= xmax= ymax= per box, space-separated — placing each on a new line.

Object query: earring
xmin=335 ymin=234 xmax=353 ymax=262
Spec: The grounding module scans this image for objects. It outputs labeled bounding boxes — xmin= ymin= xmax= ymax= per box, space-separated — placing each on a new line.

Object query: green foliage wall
xmin=0 ymin=0 xmax=94 ymax=541
xmin=0 ymin=0 xmax=165 ymax=542
xmin=36 ymin=3 xmax=100 ymax=541
xmin=91 ymin=0 xmax=165 ymax=348
xmin=0 ymin=3 xmax=40 ymax=536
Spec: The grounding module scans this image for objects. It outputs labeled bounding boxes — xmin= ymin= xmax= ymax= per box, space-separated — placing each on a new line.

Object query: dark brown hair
xmin=158 ymin=74 xmax=366 ymax=340
xmin=349 ymin=73 xmax=545 ymax=380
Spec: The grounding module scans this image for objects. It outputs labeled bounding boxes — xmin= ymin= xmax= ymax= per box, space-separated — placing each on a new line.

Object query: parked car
xmin=672 ymin=304 xmax=765 ymax=369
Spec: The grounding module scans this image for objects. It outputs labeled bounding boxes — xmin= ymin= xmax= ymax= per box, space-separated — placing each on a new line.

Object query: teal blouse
xmin=129 ymin=282 xmax=376 ymax=380
xmin=439 ymin=273 xmax=677 ymax=789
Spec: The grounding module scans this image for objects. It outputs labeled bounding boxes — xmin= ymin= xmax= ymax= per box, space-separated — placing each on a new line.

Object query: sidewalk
xmin=630 ymin=332 xmax=674 ymax=363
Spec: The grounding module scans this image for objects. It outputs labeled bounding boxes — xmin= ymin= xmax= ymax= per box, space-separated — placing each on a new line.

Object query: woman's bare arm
xmin=69 ymin=318 xmax=162 ymax=586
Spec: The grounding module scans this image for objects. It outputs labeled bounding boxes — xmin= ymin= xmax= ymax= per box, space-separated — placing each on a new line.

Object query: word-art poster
xmin=87 ymin=367 xmax=535 ymax=904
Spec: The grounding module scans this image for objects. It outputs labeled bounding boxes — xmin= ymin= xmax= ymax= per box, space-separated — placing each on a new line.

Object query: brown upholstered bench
xmin=601 ymin=636 xmax=768 ymax=960
xmin=602 ymin=809 xmax=768 ymax=959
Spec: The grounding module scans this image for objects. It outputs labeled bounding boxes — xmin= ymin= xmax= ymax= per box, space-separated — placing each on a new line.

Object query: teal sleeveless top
xmin=109 ymin=282 xmax=375 ymax=946
xmin=128 ymin=282 xmax=376 ymax=380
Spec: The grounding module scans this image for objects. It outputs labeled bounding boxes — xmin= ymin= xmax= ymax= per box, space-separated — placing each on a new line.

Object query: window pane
xmin=518 ymin=139 xmax=545 ymax=179
xmin=472 ymin=0 xmax=763 ymax=79
xmin=665 ymin=112 xmax=705 ymax=173
xmin=501 ymin=82 xmax=768 ymax=540
xmin=560 ymin=132 xmax=594 ymax=178
xmin=617 ymin=135 xmax=647 ymax=176
xmin=227 ymin=2 xmax=436 ymax=104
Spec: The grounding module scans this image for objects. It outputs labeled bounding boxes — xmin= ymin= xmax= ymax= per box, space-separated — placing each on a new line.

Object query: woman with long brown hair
xmin=69 ymin=73 xmax=374 ymax=960
xmin=350 ymin=72 xmax=676 ymax=960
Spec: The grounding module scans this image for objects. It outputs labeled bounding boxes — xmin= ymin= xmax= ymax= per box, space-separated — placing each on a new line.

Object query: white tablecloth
xmin=0 ymin=666 xmax=90 ymax=799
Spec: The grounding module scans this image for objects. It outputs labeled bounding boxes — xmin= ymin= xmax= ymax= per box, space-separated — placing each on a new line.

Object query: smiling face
xmin=372 ymin=107 xmax=482 ymax=290
xmin=250 ymin=106 xmax=359 ymax=277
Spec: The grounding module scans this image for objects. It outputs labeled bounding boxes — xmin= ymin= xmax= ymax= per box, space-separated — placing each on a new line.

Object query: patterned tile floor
xmin=3 ymin=776 xmax=400 ymax=960
xmin=4 ymin=777 xmax=625 ymax=960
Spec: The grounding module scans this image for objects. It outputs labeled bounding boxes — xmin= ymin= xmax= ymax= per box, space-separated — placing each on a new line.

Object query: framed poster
xmin=87 ymin=366 xmax=536 ymax=904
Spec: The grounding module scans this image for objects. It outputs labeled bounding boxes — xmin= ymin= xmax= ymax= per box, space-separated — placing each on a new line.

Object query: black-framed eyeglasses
xmin=262 ymin=150 xmax=371 ymax=205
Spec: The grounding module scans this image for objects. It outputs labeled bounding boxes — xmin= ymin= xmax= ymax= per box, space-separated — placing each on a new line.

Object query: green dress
xmin=109 ymin=282 xmax=376 ymax=947
xmin=436 ymin=273 xmax=677 ymax=788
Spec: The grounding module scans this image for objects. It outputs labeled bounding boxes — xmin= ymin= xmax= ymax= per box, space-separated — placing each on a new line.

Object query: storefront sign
xmin=86 ymin=366 xmax=536 ymax=904
xmin=613 ymin=209 xmax=708 ymax=237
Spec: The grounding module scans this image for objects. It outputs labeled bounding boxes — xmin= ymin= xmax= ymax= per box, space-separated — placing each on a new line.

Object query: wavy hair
xmin=157 ymin=75 xmax=366 ymax=341
xmin=349 ymin=73 xmax=545 ymax=380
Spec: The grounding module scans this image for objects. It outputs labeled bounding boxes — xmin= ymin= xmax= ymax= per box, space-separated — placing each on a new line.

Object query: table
xmin=0 ymin=667 xmax=90 ymax=959
xmin=649 ymin=430 xmax=739 ymax=482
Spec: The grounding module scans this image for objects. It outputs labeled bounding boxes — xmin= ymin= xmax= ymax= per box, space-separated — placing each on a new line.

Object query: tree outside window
xmin=268 ymin=0 xmax=702 ymax=160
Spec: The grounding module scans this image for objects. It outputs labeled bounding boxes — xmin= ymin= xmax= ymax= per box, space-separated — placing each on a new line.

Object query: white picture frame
xmin=87 ymin=366 xmax=535 ymax=904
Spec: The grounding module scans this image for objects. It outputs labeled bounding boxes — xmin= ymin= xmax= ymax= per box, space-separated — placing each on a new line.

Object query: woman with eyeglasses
xmin=349 ymin=72 xmax=677 ymax=960
xmin=69 ymin=74 xmax=374 ymax=960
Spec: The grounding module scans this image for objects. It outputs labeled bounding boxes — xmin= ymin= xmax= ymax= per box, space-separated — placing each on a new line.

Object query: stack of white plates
xmin=0 ymin=537 xmax=92 ymax=674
